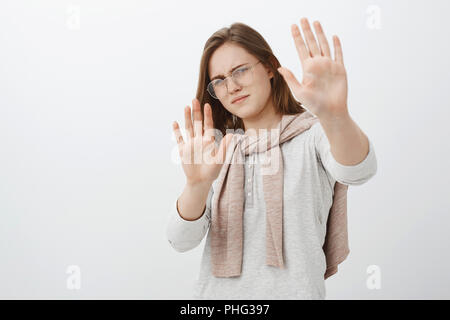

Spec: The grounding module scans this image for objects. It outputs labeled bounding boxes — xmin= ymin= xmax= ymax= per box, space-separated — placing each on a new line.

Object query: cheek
xmin=252 ymin=76 xmax=272 ymax=100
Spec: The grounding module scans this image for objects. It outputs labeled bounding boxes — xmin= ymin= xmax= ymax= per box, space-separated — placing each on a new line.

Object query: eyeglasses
xmin=207 ymin=60 xmax=262 ymax=99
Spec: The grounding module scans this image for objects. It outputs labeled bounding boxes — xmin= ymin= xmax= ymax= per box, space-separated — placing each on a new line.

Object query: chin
xmin=242 ymin=103 xmax=266 ymax=118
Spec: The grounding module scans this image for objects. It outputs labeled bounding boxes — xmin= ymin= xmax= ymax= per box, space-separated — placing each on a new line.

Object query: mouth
xmin=232 ymin=95 xmax=249 ymax=104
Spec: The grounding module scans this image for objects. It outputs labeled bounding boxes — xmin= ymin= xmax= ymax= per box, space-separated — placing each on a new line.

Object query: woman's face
xmin=208 ymin=42 xmax=273 ymax=121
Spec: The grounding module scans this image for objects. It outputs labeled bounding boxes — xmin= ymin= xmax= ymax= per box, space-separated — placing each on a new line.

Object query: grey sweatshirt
xmin=166 ymin=121 xmax=377 ymax=299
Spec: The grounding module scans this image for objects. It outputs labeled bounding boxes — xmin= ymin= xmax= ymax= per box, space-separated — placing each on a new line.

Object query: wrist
xmin=186 ymin=179 xmax=213 ymax=190
xmin=318 ymin=109 xmax=351 ymax=128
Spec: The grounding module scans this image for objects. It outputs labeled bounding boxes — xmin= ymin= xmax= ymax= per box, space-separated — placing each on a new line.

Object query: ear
xmin=260 ymin=61 xmax=274 ymax=79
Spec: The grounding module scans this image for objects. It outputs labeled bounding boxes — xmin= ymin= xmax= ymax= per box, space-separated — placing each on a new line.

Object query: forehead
xmin=208 ymin=43 xmax=255 ymax=78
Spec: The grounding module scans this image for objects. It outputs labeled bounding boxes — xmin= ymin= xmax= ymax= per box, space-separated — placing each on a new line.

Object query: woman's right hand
xmin=172 ymin=98 xmax=234 ymax=186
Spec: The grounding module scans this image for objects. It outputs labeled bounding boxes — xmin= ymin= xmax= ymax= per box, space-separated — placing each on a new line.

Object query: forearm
xmin=177 ymin=181 xmax=212 ymax=221
xmin=318 ymin=110 xmax=370 ymax=166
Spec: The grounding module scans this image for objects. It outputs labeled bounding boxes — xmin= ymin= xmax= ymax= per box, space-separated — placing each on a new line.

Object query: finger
xmin=291 ymin=24 xmax=309 ymax=66
xmin=277 ymin=66 xmax=303 ymax=92
xmin=172 ymin=121 xmax=184 ymax=147
xmin=192 ymin=98 xmax=203 ymax=137
xmin=313 ymin=21 xmax=331 ymax=58
xmin=300 ymin=17 xmax=320 ymax=57
xmin=184 ymin=105 xmax=194 ymax=139
xmin=214 ymin=133 xmax=234 ymax=164
xmin=333 ymin=35 xmax=344 ymax=65
xmin=203 ymin=103 xmax=215 ymax=143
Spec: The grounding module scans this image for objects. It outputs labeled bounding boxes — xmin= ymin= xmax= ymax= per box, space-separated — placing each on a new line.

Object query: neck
xmin=242 ymin=98 xmax=282 ymax=137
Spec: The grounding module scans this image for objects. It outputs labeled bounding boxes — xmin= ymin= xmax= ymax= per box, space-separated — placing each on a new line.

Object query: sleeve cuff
xmin=166 ymin=199 xmax=211 ymax=247
xmin=323 ymin=138 xmax=377 ymax=185
xmin=173 ymin=198 xmax=209 ymax=225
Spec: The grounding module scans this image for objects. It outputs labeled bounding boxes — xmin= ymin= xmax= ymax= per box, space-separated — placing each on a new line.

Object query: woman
xmin=166 ymin=17 xmax=377 ymax=299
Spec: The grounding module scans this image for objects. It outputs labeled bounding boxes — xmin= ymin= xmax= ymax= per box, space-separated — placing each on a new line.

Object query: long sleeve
xmin=312 ymin=121 xmax=377 ymax=186
xmin=166 ymin=185 xmax=214 ymax=252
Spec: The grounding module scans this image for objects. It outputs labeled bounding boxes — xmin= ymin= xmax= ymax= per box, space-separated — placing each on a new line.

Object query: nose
xmin=226 ymin=77 xmax=241 ymax=94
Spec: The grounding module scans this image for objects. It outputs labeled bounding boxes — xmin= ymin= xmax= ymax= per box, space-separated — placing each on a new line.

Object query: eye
xmin=213 ymin=79 xmax=224 ymax=87
xmin=234 ymin=66 xmax=249 ymax=75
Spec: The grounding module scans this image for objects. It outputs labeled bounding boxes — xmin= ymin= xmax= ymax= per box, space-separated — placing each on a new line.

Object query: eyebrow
xmin=210 ymin=63 xmax=248 ymax=81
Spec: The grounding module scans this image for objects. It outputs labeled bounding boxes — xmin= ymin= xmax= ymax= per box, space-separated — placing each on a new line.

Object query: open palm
xmin=172 ymin=98 xmax=234 ymax=186
xmin=278 ymin=18 xmax=349 ymax=120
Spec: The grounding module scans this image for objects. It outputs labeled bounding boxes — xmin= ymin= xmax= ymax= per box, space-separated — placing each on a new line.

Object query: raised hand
xmin=172 ymin=98 xmax=234 ymax=186
xmin=277 ymin=17 xmax=349 ymax=121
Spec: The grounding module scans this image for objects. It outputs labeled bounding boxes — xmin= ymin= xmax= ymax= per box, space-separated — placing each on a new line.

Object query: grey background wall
xmin=1 ymin=0 xmax=449 ymax=299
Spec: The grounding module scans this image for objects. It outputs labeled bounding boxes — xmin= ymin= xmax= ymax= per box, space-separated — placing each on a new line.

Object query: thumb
xmin=277 ymin=66 xmax=302 ymax=91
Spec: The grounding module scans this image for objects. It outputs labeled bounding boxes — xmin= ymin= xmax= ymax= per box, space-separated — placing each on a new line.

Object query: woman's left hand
xmin=278 ymin=18 xmax=349 ymax=121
